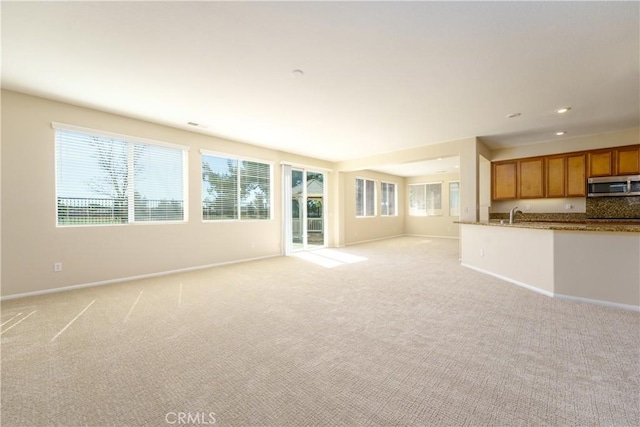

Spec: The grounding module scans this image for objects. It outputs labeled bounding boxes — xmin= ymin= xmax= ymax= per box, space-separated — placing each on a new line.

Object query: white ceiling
xmin=373 ymin=157 xmax=460 ymax=178
xmin=2 ymin=2 xmax=638 ymax=164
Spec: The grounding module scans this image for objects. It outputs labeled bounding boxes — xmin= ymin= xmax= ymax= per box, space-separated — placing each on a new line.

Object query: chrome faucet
xmin=509 ymin=206 xmax=523 ymax=224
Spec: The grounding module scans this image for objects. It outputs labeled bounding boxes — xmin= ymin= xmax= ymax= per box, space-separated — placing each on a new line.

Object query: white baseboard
xmin=554 ymin=293 xmax=640 ymax=312
xmin=461 ymin=263 xmax=554 ymax=298
xmin=0 ymin=254 xmax=280 ymax=301
xmin=461 ymin=263 xmax=639 ymax=312
xmin=345 ymin=234 xmax=405 ymax=246
xmin=404 ymin=234 xmax=459 ymax=240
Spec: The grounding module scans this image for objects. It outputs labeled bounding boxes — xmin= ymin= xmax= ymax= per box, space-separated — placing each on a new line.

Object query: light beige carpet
xmin=1 ymin=236 xmax=639 ymax=426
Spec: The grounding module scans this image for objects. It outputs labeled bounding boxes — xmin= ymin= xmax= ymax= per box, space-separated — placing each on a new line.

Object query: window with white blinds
xmin=356 ymin=178 xmax=376 ymax=217
xmin=202 ymin=154 xmax=271 ymax=221
xmin=409 ymin=182 xmax=442 ymax=216
xmin=55 ymin=126 xmax=187 ymax=226
xmin=381 ymin=182 xmax=397 ymax=216
xmin=449 ymin=181 xmax=460 ymax=217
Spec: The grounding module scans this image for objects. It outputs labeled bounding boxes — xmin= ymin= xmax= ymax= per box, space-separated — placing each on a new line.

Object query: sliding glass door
xmin=285 ymin=166 xmax=325 ymax=253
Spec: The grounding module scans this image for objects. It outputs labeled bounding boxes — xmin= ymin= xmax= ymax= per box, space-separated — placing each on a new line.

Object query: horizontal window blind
xmin=202 ymin=154 xmax=271 ymax=221
xmin=202 ymin=155 xmax=239 ymax=220
xmin=356 ymin=178 xmax=365 ymax=216
xmin=409 ymin=182 xmax=442 ymax=216
xmin=381 ymin=182 xmax=397 ymax=216
xmin=55 ymin=129 xmax=186 ymax=226
xmin=240 ymin=160 xmax=271 ymax=220
xmin=409 ymin=184 xmax=427 ymax=216
xmin=449 ymin=181 xmax=460 ymax=217
xmin=356 ymin=178 xmax=376 ymax=217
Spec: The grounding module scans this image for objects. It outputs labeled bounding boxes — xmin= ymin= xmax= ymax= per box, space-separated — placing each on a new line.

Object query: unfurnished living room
xmin=1 ymin=2 xmax=639 ymax=427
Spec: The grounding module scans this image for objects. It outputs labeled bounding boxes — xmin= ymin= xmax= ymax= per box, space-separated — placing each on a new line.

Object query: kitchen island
xmin=458 ymin=221 xmax=640 ymax=311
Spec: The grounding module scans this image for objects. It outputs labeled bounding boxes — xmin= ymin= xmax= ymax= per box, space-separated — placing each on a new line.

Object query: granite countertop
xmin=457 ymin=220 xmax=640 ymax=233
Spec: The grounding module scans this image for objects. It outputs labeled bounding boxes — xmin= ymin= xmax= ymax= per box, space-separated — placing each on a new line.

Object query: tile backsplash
xmin=586 ymin=196 xmax=640 ymax=219
xmin=490 ymin=212 xmax=586 ymax=222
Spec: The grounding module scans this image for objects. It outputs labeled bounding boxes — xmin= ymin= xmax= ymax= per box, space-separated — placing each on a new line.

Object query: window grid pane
xmin=409 ymin=183 xmax=441 ymax=216
xmin=202 ymin=156 xmax=239 ymax=220
xmin=449 ymin=181 xmax=460 ymax=217
xmin=56 ymin=129 xmax=185 ymax=226
xmin=409 ymin=184 xmax=427 ymax=216
xmin=134 ymin=144 xmax=185 ymax=222
xmin=381 ymin=182 xmax=396 ymax=216
xmin=365 ymin=180 xmax=375 ymax=216
xmin=425 ymin=183 xmax=442 ymax=215
xmin=202 ymin=155 xmax=271 ymax=221
xmin=240 ymin=160 xmax=271 ymax=220
xmin=355 ymin=178 xmax=365 ymax=216
xmin=356 ymin=178 xmax=376 ymax=217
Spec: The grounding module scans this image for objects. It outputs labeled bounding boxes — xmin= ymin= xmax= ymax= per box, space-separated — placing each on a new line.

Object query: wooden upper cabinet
xmin=492 ymin=161 xmax=517 ymax=200
xmin=616 ymin=145 xmax=640 ymax=175
xmin=546 ymin=155 xmax=565 ymax=197
xmin=566 ymin=153 xmax=586 ymax=197
xmin=519 ymin=157 xmax=545 ymax=198
xmin=588 ymin=149 xmax=614 ymax=177
xmin=492 ymin=145 xmax=633 ymax=201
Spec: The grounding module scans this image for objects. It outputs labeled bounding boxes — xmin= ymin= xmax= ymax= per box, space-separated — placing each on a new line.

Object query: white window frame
xmin=201 ymin=149 xmax=274 ymax=222
xmin=380 ymin=181 xmax=398 ymax=217
xmin=408 ymin=182 xmax=443 ymax=217
xmin=449 ymin=181 xmax=461 ymax=217
xmin=355 ymin=177 xmax=376 ymax=218
xmin=53 ymin=123 xmax=189 ymax=227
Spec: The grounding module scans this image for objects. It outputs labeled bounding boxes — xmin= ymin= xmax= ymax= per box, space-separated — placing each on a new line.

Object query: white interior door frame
xmin=282 ymin=164 xmax=292 ymax=255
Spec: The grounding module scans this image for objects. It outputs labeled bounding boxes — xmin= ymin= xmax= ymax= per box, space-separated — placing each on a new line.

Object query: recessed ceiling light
xmin=454 ymin=165 xmax=460 ymax=168
xmin=506 ymin=113 xmax=521 ymax=118
xmin=187 ymin=122 xmax=209 ymax=129
xmin=555 ymin=107 xmax=571 ymax=114
xmin=555 ymin=131 xmax=567 ymax=136
xmin=437 ymin=158 xmax=443 ymax=161
xmin=291 ymin=69 xmax=304 ymax=77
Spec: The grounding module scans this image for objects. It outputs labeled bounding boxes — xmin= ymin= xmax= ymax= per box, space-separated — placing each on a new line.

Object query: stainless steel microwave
xmin=587 ymin=175 xmax=640 ymax=197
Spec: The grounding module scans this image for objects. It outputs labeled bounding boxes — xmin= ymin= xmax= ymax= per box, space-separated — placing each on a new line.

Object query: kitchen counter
xmin=458 ymin=222 xmax=640 ymax=311
xmin=456 ymin=220 xmax=640 ymax=233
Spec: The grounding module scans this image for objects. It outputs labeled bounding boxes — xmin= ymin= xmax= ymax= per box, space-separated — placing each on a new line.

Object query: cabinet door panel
xmin=492 ymin=161 xmax=517 ymax=200
xmin=616 ymin=146 xmax=640 ymax=175
xmin=546 ymin=156 xmax=565 ymax=197
xmin=519 ymin=158 xmax=545 ymax=198
xmin=588 ymin=150 xmax=613 ymax=177
xmin=566 ymin=154 xmax=586 ymax=197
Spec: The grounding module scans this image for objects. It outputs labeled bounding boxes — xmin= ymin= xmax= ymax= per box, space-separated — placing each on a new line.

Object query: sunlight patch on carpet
xmin=292 ymin=249 xmax=367 ymax=268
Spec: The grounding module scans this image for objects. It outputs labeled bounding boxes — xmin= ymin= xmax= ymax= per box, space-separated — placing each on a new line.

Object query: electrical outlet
xmin=54 ymin=262 xmax=62 ymax=272
xmin=525 ymin=204 xmax=531 ymax=211
xmin=480 ymin=249 xmax=485 ymax=257
xmin=565 ymin=204 xmax=572 ymax=210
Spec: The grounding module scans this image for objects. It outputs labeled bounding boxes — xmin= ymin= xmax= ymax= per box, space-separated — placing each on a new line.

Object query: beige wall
xmin=341 ymin=170 xmax=404 ymax=245
xmin=554 ymin=231 xmax=640 ymax=306
xmin=337 ymin=136 xmax=482 ymax=223
xmin=1 ymin=90 xmax=333 ymax=296
xmin=460 ymin=224 xmax=555 ymax=294
xmin=4 ymin=89 xmax=635 ymax=298
xmin=488 ymin=127 xmax=639 ymax=161
xmin=405 ymin=172 xmax=460 ymax=238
